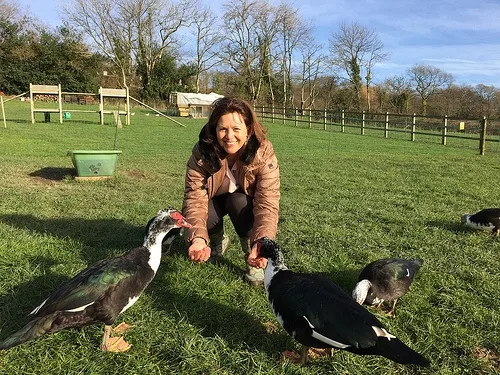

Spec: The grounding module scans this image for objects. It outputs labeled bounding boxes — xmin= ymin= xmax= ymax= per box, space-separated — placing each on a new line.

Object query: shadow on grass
xmin=0 ymin=256 xmax=72 ymax=342
xmin=4 ymin=119 xmax=30 ymax=124
xmin=0 ymin=214 xmax=145 ymax=264
xmin=426 ymin=219 xmax=474 ymax=234
xmin=29 ymin=167 xmax=76 ymax=181
xmin=148 ymin=257 xmax=364 ymax=359
xmin=149 ymin=280 xmax=292 ymax=358
xmin=323 ymin=267 xmax=362 ymax=293
xmin=165 ymin=236 xmax=249 ymax=280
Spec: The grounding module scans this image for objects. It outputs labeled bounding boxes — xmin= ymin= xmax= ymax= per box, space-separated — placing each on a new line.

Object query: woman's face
xmin=216 ymin=112 xmax=249 ymax=155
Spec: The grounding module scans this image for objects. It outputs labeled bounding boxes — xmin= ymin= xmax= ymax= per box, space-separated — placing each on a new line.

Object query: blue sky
xmin=17 ymin=0 xmax=500 ymax=87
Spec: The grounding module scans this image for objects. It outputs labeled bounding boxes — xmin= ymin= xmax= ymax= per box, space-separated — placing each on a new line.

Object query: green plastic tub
xmin=67 ymin=150 xmax=122 ymax=177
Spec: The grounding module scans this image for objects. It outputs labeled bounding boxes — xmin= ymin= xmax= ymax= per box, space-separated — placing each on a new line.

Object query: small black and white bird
xmin=461 ymin=208 xmax=500 ymax=236
xmin=352 ymin=258 xmax=424 ymax=317
xmin=0 ymin=208 xmax=191 ymax=352
xmin=255 ymin=237 xmax=430 ymax=367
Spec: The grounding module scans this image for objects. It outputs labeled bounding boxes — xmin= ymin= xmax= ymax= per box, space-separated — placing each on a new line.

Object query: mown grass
xmin=0 ymin=100 xmax=499 ymax=374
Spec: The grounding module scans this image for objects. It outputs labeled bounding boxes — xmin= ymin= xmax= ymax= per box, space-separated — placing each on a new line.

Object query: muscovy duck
xmin=0 ymin=208 xmax=191 ymax=352
xmin=352 ymin=258 xmax=423 ymax=317
xmin=461 ymin=208 xmax=500 ymax=236
xmin=254 ymin=237 xmax=430 ymax=367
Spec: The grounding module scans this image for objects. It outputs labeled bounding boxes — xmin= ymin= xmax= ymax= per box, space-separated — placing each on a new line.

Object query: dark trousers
xmin=207 ymin=190 xmax=254 ymax=238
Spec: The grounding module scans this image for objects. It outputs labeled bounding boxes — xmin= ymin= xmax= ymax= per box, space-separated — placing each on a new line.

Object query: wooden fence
xmin=256 ymin=106 xmax=500 ymax=155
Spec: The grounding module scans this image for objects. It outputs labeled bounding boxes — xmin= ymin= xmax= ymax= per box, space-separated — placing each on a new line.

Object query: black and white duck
xmin=352 ymin=258 xmax=424 ymax=317
xmin=253 ymin=237 xmax=430 ymax=367
xmin=461 ymin=208 xmax=500 ymax=236
xmin=0 ymin=208 xmax=191 ymax=352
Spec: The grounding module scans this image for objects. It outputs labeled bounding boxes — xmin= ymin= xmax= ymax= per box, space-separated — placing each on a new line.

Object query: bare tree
xmin=63 ymin=0 xmax=132 ymax=87
xmin=328 ymin=22 xmax=387 ymax=110
xmin=437 ymin=84 xmax=479 ymax=118
xmin=384 ymin=75 xmax=412 ymax=113
xmin=0 ymin=0 xmax=31 ymax=45
xmin=0 ymin=0 xmax=20 ymax=20
xmin=190 ymin=4 xmax=223 ymax=93
xmin=364 ymin=46 xmax=388 ymax=111
xmin=275 ymin=3 xmax=310 ymax=109
xmin=221 ymin=0 xmax=280 ymax=104
xmin=298 ymin=35 xmax=327 ymax=111
xmin=132 ymin=0 xmax=192 ymax=95
xmin=220 ymin=0 xmax=258 ymax=102
xmin=474 ymin=84 xmax=499 ymax=118
xmin=407 ymin=64 xmax=454 ymax=115
xmin=64 ymin=0 xmax=192 ymax=90
xmin=253 ymin=0 xmax=280 ymax=104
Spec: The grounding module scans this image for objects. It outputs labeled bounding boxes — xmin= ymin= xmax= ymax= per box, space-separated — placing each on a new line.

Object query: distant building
xmin=170 ymin=92 xmax=224 ymax=118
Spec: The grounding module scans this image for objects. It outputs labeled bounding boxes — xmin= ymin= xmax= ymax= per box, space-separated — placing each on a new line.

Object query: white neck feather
xmin=147 ymin=241 xmax=163 ymax=272
xmin=352 ymin=279 xmax=371 ymax=304
xmin=264 ymin=260 xmax=287 ymax=294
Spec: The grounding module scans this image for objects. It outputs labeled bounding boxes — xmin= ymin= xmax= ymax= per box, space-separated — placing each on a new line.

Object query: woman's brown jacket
xmin=182 ymin=139 xmax=280 ymax=246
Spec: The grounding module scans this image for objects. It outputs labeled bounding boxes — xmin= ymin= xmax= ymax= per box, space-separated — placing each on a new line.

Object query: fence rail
xmin=256 ymin=106 xmax=500 ymax=155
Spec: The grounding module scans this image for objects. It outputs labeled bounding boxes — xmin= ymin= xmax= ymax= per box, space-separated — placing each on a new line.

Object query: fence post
xmin=341 ymin=110 xmax=345 ymax=132
xmin=308 ymin=109 xmax=312 ymax=129
xmin=479 ymin=116 xmax=487 ymax=155
xmin=261 ymin=106 xmax=264 ymax=120
xmin=361 ymin=110 xmax=365 ymax=135
xmin=295 ymin=108 xmax=297 ymax=126
xmin=282 ymin=106 xmax=285 ymax=125
xmin=1 ymin=96 xmax=6 ymax=128
xmin=271 ymin=104 xmax=275 ymax=123
xmin=384 ymin=112 xmax=389 ymax=138
xmin=324 ymin=109 xmax=327 ymax=130
xmin=442 ymin=115 xmax=447 ymax=145
xmin=411 ymin=113 xmax=416 ymax=141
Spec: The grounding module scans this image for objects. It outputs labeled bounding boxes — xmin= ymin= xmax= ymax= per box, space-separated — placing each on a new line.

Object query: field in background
xmin=0 ymin=100 xmax=499 ymax=374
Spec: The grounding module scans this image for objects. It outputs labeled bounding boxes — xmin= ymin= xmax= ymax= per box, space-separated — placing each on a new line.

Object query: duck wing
xmin=31 ymin=254 xmax=142 ymax=317
xmin=471 ymin=208 xmax=500 ymax=226
xmin=362 ymin=259 xmax=422 ymax=295
xmin=269 ymin=270 xmax=381 ymax=350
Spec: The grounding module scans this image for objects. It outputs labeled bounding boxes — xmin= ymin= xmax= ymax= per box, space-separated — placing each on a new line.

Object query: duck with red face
xmin=0 ymin=208 xmax=191 ymax=352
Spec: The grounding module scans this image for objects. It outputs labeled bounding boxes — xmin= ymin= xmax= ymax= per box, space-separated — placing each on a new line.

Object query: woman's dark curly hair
xmin=198 ymin=97 xmax=267 ymax=173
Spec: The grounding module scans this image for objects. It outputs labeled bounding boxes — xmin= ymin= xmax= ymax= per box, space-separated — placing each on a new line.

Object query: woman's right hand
xmin=188 ymin=238 xmax=211 ymax=263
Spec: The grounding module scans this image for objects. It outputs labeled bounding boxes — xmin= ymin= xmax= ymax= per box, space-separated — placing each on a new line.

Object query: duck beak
xmin=171 ymin=211 xmax=192 ymax=228
xmin=178 ymin=217 xmax=192 ymax=229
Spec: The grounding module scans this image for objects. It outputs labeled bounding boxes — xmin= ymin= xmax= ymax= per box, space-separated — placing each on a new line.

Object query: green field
xmin=0 ymin=101 xmax=499 ymax=374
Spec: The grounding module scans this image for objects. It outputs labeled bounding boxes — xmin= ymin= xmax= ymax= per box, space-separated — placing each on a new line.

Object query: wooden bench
xmin=30 ymin=84 xmax=63 ymax=124
xmin=99 ymin=87 xmax=130 ymax=125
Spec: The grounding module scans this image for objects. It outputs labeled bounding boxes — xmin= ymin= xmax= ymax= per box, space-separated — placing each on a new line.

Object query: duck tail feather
xmin=348 ymin=337 xmax=430 ymax=367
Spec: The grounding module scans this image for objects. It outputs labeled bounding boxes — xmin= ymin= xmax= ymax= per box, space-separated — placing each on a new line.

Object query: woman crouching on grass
xmin=182 ymin=97 xmax=280 ymax=286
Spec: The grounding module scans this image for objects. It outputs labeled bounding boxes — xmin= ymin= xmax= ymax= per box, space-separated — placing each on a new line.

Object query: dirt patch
xmin=473 ymin=346 xmax=499 ymax=370
xmin=263 ymin=320 xmax=278 ymax=334
xmin=125 ymin=169 xmax=146 ymax=179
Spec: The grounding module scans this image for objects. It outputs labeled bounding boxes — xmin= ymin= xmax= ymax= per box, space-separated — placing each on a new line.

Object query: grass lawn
xmin=0 ymin=100 xmax=499 ymax=374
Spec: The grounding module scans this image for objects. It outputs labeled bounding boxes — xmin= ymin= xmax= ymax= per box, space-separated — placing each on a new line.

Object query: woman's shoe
xmin=240 ymin=237 xmax=264 ymax=286
xmin=208 ymin=232 xmax=230 ymax=263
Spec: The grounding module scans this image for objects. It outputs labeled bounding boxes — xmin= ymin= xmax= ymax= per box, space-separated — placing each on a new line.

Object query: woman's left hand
xmin=247 ymin=244 xmax=267 ymax=269
xmin=188 ymin=238 xmax=211 ymax=263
